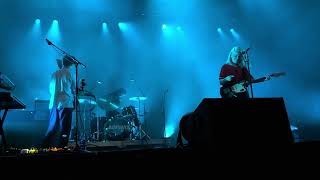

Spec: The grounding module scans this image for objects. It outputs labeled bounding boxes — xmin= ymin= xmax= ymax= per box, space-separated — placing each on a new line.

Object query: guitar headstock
xmin=270 ymin=72 xmax=286 ymax=77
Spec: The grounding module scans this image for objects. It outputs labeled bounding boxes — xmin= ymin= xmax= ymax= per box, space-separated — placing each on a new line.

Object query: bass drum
xmin=104 ymin=115 xmax=132 ymax=141
xmin=122 ymin=106 xmax=140 ymax=126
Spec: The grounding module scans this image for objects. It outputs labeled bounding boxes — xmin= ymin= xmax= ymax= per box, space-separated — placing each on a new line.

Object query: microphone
xmin=242 ymin=48 xmax=250 ymax=54
xmin=46 ymin=38 xmax=53 ymax=45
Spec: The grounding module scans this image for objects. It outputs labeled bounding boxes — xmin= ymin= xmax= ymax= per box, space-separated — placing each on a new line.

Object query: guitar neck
xmin=252 ymin=77 xmax=267 ymax=84
xmin=252 ymin=72 xmax=286 ymax=84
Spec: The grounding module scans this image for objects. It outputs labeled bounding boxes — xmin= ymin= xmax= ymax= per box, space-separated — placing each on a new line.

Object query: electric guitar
xmin=220 ymin=72 xmax=286 ymax=98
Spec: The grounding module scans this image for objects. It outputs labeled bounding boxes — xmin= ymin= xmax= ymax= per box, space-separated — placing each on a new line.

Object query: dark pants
xmin=43 ymin=107 xmax=73 ymax=148
xmin=234 ymin=92 xmax=250 ymax=99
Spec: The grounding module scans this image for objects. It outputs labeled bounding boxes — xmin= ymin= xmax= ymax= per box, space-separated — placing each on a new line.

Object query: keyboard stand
xmin=0 ymin=109 xmax=8 ymax=152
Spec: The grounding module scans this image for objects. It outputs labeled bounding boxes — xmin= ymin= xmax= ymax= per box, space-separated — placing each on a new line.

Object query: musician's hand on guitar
xmin=224 ymin=75 xmax=234 ymax=82
xmin=265 ymin=75 xmax=271 ymax=81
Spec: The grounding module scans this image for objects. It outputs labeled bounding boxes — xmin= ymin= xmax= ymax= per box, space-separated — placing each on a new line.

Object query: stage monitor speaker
xmin=34 ymin=100 xmax=50 ymax=111
xmin=4 ymin=110 xmax=48 ymax=148
xmin=34 ymin=100 xmax=50 ymax=121
xmin=181 ymin=98 xmax=294 ymax=150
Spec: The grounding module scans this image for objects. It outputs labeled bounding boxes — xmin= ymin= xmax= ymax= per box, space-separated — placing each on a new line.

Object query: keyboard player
xmin=0 ymin=72 xmax=25 ymax=152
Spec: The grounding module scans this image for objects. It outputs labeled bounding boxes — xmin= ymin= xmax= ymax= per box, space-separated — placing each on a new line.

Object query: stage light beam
xmin=118 ymin=22 xmax=129 ymax=31
xmin=165 ymin=125 xmax=175 ymax=138
xmin=53 ymin=20 xmax=58 ymax=25
xmin=32 ymin=18 xmax=41 ymax=34
xmin=162 ymin=24 xmax=167 ymax=30
xmin=35 ymin=19 xmax=40 ymax=25
xmin=230 ymin=28 xmax=240 ymax=41
xmin=47 ymin=19 xmax=61 ymax=42
xmin=102 ymin=22 xmax=108 ymax=33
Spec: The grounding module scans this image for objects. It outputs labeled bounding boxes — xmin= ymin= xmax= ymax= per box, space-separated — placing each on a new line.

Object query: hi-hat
xmin=78 ymin=99 xmax=97 ymax=105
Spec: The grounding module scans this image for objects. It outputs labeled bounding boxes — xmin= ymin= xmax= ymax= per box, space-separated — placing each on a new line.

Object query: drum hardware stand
xmin=96 ymin=115 xmax=100 ymax=141
xmin=130 ymin=77 xmax=151 ymax=142
xmin=139 ymin=125 xmax=151 ymax=142
xmin=162 ymin=89 xmax=168 ymax=138
xmin=46 ymin=39 xmax=86 ymax=151
xmin=78 ymin=81 xmax=92 ymax=143
xmin=137 ymin=91 xmax=150 ymax=142
xmin=80 ymin=102 xmax=89 ymax=143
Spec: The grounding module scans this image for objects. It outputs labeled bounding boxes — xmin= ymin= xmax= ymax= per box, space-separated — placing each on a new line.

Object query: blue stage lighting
xmin=118 ymin=22 xmax=128 ymax=31
xmin=47 ymin=19 xmax=61 ymax=42
xmin=176 ymin=26 xmax=182 ymax=31
xmin=102 ymin=22 xmax=108 ymax=33
xmin=217 ymin=28 xmax=222 ymax=32
xmin=35 ymin=19 xmax=40 ymax=25
xmin=230 ymin=28 xmax=240 ymax=40
xmin=165 ymin=125 xmax=175 ymax=138
xmin=32 ymin=18 xmax=41 ymax=34
xmin=162 ymin=24 xmax=167 ymax=30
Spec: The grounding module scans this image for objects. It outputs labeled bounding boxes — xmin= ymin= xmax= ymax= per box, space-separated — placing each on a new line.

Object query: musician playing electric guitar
xmin=219 ymin=47 xmax=285 ymax=98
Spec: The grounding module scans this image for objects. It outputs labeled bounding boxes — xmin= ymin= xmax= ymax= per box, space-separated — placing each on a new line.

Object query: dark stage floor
xmin=2 ymin=141 xmax=320 ymax=162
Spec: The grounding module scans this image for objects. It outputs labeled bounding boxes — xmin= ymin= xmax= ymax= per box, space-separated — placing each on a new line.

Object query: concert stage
xmin=1 ymin=141 xmax=320 ymax=163
xmin=1 ymin=1 xmax=320 ymax=167
xmin=69 ymin=138 xmax=172 ymax=151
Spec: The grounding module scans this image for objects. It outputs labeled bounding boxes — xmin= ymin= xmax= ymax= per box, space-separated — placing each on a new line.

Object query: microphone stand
xmin=46 ymin=39 xmax=86 ymax=151
xmin=243 ymin=52 xmax=254 ymax=98
xmin=162 ymin=89 xmax=168 ymax=138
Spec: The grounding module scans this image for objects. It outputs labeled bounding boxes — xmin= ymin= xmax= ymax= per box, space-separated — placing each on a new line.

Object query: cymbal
xmin=97 ymin=98 xmax=120 ymax=111
xmin=78 ymin=99 xmax=97 ymax=105
xmin=77 ymin=95 xmax=97 ymax=111
xmin=129 ymin=96 xmax=147 ymax=101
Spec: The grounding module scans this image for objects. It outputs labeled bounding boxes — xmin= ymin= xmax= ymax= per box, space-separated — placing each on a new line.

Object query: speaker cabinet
xmin=181 ymin=98 xmax=294 ymax=150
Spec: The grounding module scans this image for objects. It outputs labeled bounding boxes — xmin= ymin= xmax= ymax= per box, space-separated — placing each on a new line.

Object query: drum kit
xmin=75 ymin=82 xmax=149 ymax=142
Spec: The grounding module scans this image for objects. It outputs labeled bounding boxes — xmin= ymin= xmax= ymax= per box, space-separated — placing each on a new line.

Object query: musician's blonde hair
xmin=226 ymin=46 xmax=246 ymax=68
